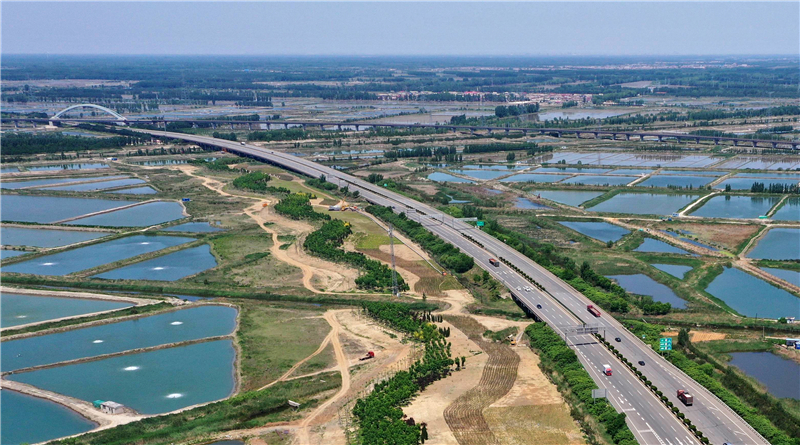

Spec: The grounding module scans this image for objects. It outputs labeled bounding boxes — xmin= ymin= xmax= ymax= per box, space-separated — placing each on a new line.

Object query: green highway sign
xmin=659 ymin=337 xmax=673 ymax=351
xmin=477 ymin=221 xmax=485 ymax=227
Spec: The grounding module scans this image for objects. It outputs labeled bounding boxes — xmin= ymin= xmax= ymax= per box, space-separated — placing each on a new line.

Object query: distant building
xmin=94 ymin=400 xmax=126 ymax=414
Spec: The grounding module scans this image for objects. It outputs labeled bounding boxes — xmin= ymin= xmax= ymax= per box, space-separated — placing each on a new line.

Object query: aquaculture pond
xmin=651 ymin=264 xmax=693 ymax=279
xmin=107 ymin=186 xmax=158 ymax=195
xmin=1 ymin=293 xmax=132 ymax=328
xmin=461 ymin=164 xmax=527 ymax=171
xmin=2 ymin=235 xmax=193 ymax=276
xmin=534 ymin=167 xmax=611 ymax=174
xmin=728 ymin=352 xmax=800 ymax=399
xmin=607 ymin=274 xmax=687 ymax=308
xmin=637 ymin=175 xmax=714 ymax=189
xmin=427 ymin=172 xmax=474 ymax=183
xmin=164 ymin=221 xmax=224 ymax=232
xmin=716 ymin=176 xmax=800 ymax=191
xmin=43 ymin=177 xmax=146 ymax=192
xmin=561 ymin=175 xmax=636 ymax=186
xmin=1 ymin=389 xmax=97 ymax=445
xmin=691 ymin=195 xmax=781 ymax=219
xmin=771 ymin=197 xmax=800 ymax=222
xmin=747 ymin=228 xmax=800 ymax=260
xmin=0 ymin=177 xmax=89 ymax=189
xmin=95 ymin=245 xmax=217 ymax=281
xmin=705 ymin=268 xmax=800 ymax=319
xmin=1 ymin=250 xmax=31 ymax=259
xmin=607 ymin=168 xmax=654 ymax=175
xmin=658 ymin=170 xmax=725 ymax=176
xmin=499 ymin=173 xmax=571 ymax=183
xmin=2 ymin=305 xmax=238 ymax=372
xmin=588 ymin=193 xmax=699 ymax=215
xmin=558 ymin=221 xmax=630 ymax=243
xmin=131 ymin=159 xmax=188 ymax=166
xmin=66 ymin=201 xmax=186 ymax=227
xmin=634 ymin=238 xmax=689 ymax=255
xmin=514 ymin=198 xmax=551 ymax=210
xmin=0 ymin=226 xmax=109 ymax=248
xmin=541 ymin=151 xmax=721 ymax=168
xmin=0 ymin=195 xmax=128 ymax=223
xmin=449 ymin=169 xmax=513 ymax=180
xmin=531 ymin=189 xmax=604 ymax=207
xmin=8 ymin=339 xmax=237 ymax=415
xmin=760 ymin=267 xmax=800 ymax=287
xmin=26 ymin=163 xmax=108 ymax=171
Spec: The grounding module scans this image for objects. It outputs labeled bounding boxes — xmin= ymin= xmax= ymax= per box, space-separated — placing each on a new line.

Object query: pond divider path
xmin=51 ymin=199 xmax=163 ymax=224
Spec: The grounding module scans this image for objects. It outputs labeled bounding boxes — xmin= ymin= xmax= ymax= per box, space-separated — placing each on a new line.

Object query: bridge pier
xmin=337 ymin=124 xmax=342 ymax=131
xmin=714 ymin=138 xmax=720 ymax=145
xmin=593 ymin=132 xmax=599 ymax=139
xmin=695 ymin=137 xmax=701 ymax=144
xmin=247 ymin=123 xmax=252 ymax=131
xmin=772 ymin=142 xmax=778 ymax=149
xmin=625 ymin=134 xmax=630 ymax=141
xmin=14 ymin=120 xmax=19 ymax=128
xmin=752 ymin=141 xmax=757 ymax=148
xmin=522 ymin=129 xmax=528 ymax=136
xmin=733 ymin=140 xmax=738 ymax=146
xmin=538 ymin=129 xmax=546 ymax=135
xmin=657 ymin=135 xmax=663 ymax=142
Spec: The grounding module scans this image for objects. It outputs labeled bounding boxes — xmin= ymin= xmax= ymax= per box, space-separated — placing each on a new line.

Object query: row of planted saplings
xmin=595 ymin=334 xmax=711 ymax=445
xmin=499 ymin=257 xmax=546 ymax=292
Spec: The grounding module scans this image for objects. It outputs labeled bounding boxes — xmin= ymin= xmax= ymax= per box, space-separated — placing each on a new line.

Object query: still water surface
xmin=558 ymin=221 xmax=629 ymax=243
xmin=691 ymin=195 xmax=780 ymax=219
xmin=531 ymin=190 xmax=604 ymax=207
xmin=164 ymin=222 xmax=224 ymax=233
xmin=427 ymin=172 xmax=474 ymax=183
xmin=747 ymin=228 xmax=800 ymax=260
xmin=651 ymin=264 xmax=693 ymax=279
xmin=634 ymin=239 xmax=689 ymax=255
xmin=95 ymin=245 xmax=217 ymax=281
xmin=607 ymin=274 xmax=687 ymax=308
xmin=0 ymin=226 xmax=109 ymax=248
xmin=1 ymin=293 xmax=132 ymax=328
xmin=66 ymin=201 xmax=186 ymax=227
xmin=705 ymin=268 xmax=800 ymax=319
xmin=728 ymin=352 xmax=800 ymax=399
xmin=588 ymin=193 xmax=698 ymax=215
xmin=1 ymin=389 xmax=96 ymax=445
xmin=0 ymin=195 xmax=128 ymax=223
xmin=772 ymin=197 xmax=800 ymax=222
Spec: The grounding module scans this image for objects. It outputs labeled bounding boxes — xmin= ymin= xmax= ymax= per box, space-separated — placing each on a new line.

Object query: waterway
xmin=0 ymin=226 xmax=109 ymax=248
xmin=705 ymin=268 xmax=800 ymax=319
xmin=107 ymin=186 xmax=158 ymax=195
xmin=607 ymin=274 xmax=687 ymax=308
xmin=66 ymin=201 xmax=186 ymax=227
xmin=747 ymin=228 xmax=800 ymax=260
xmin=94 ymin=245 xmax=217 ymax=281
xmin=531 ymin=189 xmax=604 ymax=207
xmin=1 ymin=293 xmax=132 ymax=328
xmin=634 ymin=238 xmax=689 ymax=255
xmin=690 ymin=195 xmax=781 ymax=219
xmin=651 ymin=264 xmax=693 ymax=279
xmin=8 ymin=339 xmax=237 ymax=414
xmin=558 ymin=221 xmax=629 ymax=243
xmin=2 ymin=305 xmax=238 ymax=372
xmin=3 ymin=235 xmax=193 ymax=276
xmin=1 ymin=389 xmax=97 ymax=445
xmin=0 ymin=195 xmax=128 ymax=224
xmin=588 ymin=193 xmax=698 ymax=215
xmin=514 ymin=198 xmax=551 ymax=210
xmin=728 ymin=352 xmax=800 ymax=399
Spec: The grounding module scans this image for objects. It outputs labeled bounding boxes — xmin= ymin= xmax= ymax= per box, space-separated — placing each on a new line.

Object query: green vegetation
xmin=1 ymin=133 xmax=147 ymax=159
xmin=231 ymin=171 xmax=289 ymax=194
xmin=483 ymin=326 xmax=518 ymax=343
xmin=526 ymin=323 xmax=637 ymax=445
xmin=274 ymin=193 xmax=329 ymax=221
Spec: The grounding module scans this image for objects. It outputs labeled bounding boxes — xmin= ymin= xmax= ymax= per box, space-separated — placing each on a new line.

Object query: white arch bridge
xmin=51 ymin=104 xmax=128 ymax=122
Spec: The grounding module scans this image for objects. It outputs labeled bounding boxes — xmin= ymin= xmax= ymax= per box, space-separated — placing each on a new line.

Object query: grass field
xmin=484 ymin=405 xmax=584 ymax=445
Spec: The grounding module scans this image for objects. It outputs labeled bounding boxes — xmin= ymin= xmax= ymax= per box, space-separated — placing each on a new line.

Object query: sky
xmin=2 ymin=2 xmax=798 ymax=56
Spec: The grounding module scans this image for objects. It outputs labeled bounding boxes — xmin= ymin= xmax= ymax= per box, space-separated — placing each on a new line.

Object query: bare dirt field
xmin=661 ymin=330 xmax=727 ymax=342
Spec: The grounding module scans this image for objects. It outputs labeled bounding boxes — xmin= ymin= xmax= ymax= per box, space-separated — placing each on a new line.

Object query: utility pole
xmin=389 ymin=223 xmax=398 ymax=297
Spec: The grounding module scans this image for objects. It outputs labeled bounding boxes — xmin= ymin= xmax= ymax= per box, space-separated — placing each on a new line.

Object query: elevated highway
xmin=141 ymin=130 xmax=767 ymax=445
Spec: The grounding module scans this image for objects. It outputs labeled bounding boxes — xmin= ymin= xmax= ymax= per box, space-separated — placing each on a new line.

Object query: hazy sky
xmin=3 ymin=2 xmax=798 ymax=56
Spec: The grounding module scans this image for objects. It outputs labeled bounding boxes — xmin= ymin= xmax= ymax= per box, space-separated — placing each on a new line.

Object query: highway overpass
xmin=140 ymin=130 xmax=767 ymax=445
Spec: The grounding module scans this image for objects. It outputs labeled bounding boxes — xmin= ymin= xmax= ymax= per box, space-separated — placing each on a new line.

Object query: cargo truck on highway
xmin=603 ymin=364 xmax=612 ymax=376
xmin=489 ymin=258 xmax=500 ymax=267
xmin=677 ymin=389 xmax=693 ymax=406
xmin=587 ymin=305 xmax=601 ymax=317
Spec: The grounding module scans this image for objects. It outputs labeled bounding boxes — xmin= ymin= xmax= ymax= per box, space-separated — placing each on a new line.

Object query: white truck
xmin=603 ymin=364 xmax=612 ymax=376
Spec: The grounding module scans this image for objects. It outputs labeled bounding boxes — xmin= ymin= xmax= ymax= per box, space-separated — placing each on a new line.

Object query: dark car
xmin=536 ymin=304 xmax=542 ymax=309
xmin=614 ymin=337 xmax=621 ymax=342
xmin=638 ymin=360 xmax=646 ymax=366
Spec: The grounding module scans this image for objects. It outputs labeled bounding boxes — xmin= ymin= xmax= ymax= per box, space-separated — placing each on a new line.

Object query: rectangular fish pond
xmin=690 ymin=195 xmax=781 ymax=219
xmin=0 ymin=195 xmax=130 ymax=224
xmin=558 ymin=221 xmax=630 ymax=243
xmin=705 ymin=267 xmax=800 ymax=319
xmin=746 ymin=228 xmax=800 ymax=260
xmin=65 ymin=201 xmax=186 ymax=227
xmin=499 ymin=173 xmax=572 ymax=183
xmin=93 ymin=244 xmax=217 ymax=281
xmin=0 ymin=226 xmax=110 ymax=248
xmin=587 ymin=192 xmax=699 ymax=215
xmin=531 ymin=189 xmax=605 ymax=207
xmin=1 ymin=389 xmax=97 ymax=445
xmin=1 ymin=293 xmax=133 ymax=328
xmin=634 ymin=238 xmax=689 ymax=255
xmin=607 ymin=274 xmax=687 ymax=308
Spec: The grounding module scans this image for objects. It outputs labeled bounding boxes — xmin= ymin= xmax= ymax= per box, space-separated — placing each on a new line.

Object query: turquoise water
xmin=3 ymin=235 xmax=192 ymax=276
xmin=1 ymin=389 xmax=97 ymax=445
xmin=43 ymin=178 xmax=145 ymax=192
xmin=652 ymin=264 xmax=693 ymax=279
xmin=107 ymin=186 xmax=158 ymax=195
xmin=1 ymin=226 xmax=109 ymax=247
xmin=760 ymin=267 xmax=800 ymax=287
xmin=772 ymin=197 xmax=800 ymax=222
xmin=1 ymin=293 xmax=132 ymax=328
xmin=8 ymin=340 xmax=236 ymax=414
xmin=535 ymin=167 xmax=610 ymax=174
xmin=95 ymin=245 xmax=217 ymax=281
xmin=634 ymin=239 xmax=689 ymax=255
xmin=427 ymin=172 xmax=474 ymax=183
xmin=659 ymin=170 xmax=724 ymax=176
xmin=164 ymin=222 xmax=224 ymax=232
xmin=705 ymin=268 xmax=800 ymax=319
xmin=717 ymin=176 xmax=800 ymax=190
xmin=638 ymin=175 xmax=714 ymax=189
xmin=561 ymin=175 xmax=636 ymax=186
xmin=462 ymin=164 xmax=526 ymax=171
xmin=531 ymin=190 xmax=604 ymax=207
xmin=729 ymin=352 xmax=800 ymax=399
xmin=588 ymin=193 xmax=698 ymax=215
xmin=747 ymin=228 xmax=800 ymax=260
xmin=558 ymin=221 xmax=629 ymax=243
xmin=1 ymin=250 xmax=31 ymax=259
xmin=514 ymin=198 xmax=551 ymax=210
xmin=500 ymin=173 xmax=571 ymax=183
xmin=691 ymin=195 xmax=781 ymax=219
xmin=27 ymin=163 xmax=108 ymax=171
xmin=607 ymin=274 xmax=686 ymax=308
xmin=2 ymin=305 xmax=238 ymax=371
xmin=66 ymin=201 xmax=186 ymax=227
xmin=0 ymin=195 xmax=128 ymax=223
xmin=450 ymin=169 xmax=513 ymax=180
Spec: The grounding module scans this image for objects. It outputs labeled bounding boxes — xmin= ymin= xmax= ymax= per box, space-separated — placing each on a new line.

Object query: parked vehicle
xmin=359 ymin=351 xmax=375 ymax=361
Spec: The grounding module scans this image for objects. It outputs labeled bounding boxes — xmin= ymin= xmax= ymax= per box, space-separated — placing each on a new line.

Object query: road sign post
xmin=659 ymin=337 xmax=673 ymax=351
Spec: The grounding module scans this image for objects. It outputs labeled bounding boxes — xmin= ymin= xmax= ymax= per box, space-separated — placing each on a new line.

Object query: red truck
xmin=677 ymin=389 xmax=693 ymax=406
xmin=359 ymin=351 xmax=375 ymax=361
xmin=587 ymin=305 xmax=601 ymax=317
xmin=489 ymin=258 xmax=500 ymax=267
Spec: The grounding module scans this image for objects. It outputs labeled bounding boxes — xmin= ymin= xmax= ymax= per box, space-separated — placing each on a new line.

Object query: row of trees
xmin=230 ymin=171 xmax=289 ymax=195
xmin=494 ymin=103 xmax=539 ymax=117
xmin=749 ymin=182 xmax=800 ymax=194
xmin=355 ymin=302 xmax=457 ymax=444
xmin=2 ymin=133 xmax=145 ymax=157
xmin=463 ymin=142 xmax=551 ymax=155
xmin=367 ymin=206 xmax=474 ymax=273
xmin=526 ymin=323 xmax=637 ymax=445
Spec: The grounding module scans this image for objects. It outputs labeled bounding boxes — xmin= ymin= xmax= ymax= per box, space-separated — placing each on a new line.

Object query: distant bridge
xmin=6 ymin=114 xmax=798 ymax=150
xmin=51 ymin=104 xmax=128 ymax=122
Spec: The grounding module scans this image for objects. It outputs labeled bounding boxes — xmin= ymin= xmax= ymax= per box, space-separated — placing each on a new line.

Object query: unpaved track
xmin=443 ymin=316 xmax=520 ymax=445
